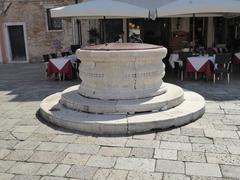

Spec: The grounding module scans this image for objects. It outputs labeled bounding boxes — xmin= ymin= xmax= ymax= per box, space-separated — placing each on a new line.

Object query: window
xmin=46 ymin=8 xmax=63 ymax=31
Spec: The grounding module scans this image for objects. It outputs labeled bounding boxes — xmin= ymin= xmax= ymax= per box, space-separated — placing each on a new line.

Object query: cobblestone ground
xmin=0 ymin=63 xmax=240 ymax=180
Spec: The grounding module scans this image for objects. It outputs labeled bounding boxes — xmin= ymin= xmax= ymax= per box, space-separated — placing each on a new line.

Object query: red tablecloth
xmin=186 ymin=60 xmax=212 ymax=80
xmin=48 ymin=61 xmax=73 ymax=80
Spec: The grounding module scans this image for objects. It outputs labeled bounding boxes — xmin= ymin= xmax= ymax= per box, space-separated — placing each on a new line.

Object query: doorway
xmin=4 ymin=23 xmax=29 ymax=62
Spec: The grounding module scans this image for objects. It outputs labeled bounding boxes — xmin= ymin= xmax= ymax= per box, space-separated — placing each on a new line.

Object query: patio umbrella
xmin=51 ymin=0 xmax=150 ymax=43
xmin=51 ymin=0 xmax=149 ymax=19
xmin=156 ymin=0 xmax=240 ymax=50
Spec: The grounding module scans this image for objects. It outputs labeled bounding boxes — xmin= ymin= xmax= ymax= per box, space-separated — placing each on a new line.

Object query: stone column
xmin=207 ymin=17 xmax=214 ymax=48
xmin=0 ymin=16 xmax=8 ymax=63
xmin=123 ymin=19 xmax=127 ymax=42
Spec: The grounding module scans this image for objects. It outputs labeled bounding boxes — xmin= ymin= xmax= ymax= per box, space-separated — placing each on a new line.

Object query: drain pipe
xmin=75 ymin=0 xmax=82 ymax=45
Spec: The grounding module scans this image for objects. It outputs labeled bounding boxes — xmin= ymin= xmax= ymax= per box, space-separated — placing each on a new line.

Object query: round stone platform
xmin=39 ymin=85 xmax=205 ymax=135
xmin=60 ymin=83 xmax=184 ymax=114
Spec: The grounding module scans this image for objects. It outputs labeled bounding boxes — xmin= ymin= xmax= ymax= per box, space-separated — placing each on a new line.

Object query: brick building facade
xmin=0 ymin=0 xmax=82 ymax=63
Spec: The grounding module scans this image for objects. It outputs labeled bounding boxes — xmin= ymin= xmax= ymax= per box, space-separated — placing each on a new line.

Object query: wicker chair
xmin=213 ymin=53 xmax=232 ymax=84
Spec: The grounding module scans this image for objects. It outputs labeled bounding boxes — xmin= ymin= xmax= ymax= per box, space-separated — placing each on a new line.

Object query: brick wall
xmin=4 ymin=0 xmax=76 ymax=63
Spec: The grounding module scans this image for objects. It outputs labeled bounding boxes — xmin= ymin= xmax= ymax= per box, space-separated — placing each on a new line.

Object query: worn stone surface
xmin=186 ymin=162 xmax=222 ymax=177
xmin=156 ymin=160 xmax=184 ymax=174
xmin=0 ymin=64 xmax=240 ymax=179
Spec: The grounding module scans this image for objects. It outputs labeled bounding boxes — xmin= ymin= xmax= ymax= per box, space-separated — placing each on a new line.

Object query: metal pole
xmin=192 ymin=13 xmax=196 ymax=52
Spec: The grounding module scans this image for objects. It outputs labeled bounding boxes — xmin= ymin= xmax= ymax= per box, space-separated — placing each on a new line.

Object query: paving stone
xmin=74 ymin=136 xmax=97 ymax=144
xmin=51 ymin=134 xmax=77 ymax=143
xmin=191 ymin=176 xmax=234 ymax=180
xmin=160 ymin=141 xmax=192 ymax=151
xmin=28 ymin=133 xmax=56 ymax=142
xmin=206 ymin=153 xmax=240 ymax=165
xmin=163 ymin=173 xmax=190 ymax=180
xmin=50 ymin=164 xmax=71 ymax=177
xmin=126 ymin=139 xmax=160 ymax=148
xmin=64 ymin=144 xmax=100 ymax=154
xmin=130 ymin=148 xmax=154 ymax=158
xmin=227 ymin=145 xmax=240 ymax=155
xmin=156 ymin=160 xmax=184 ymax=174
xmin=0 ymin=149 xmax=11 ymax=159
xmin=28 ymin=151 xmax=66 ymax=163
xmin=37 ymin=142 xmax=67 ymax=152
xmin=8 ymin=162 xmax=42 ymax=175
xmin=115 ymin=157 xmax=155 ymax=172
xmin=0 ymin=160 xmax=15 ymax=173
xmin=220 ymin=165 xmax=240 ymax=179
xmin=204 ymin=130 xmax=239 ymax=139
xmin=0 ymin=173 xmax=15 ymax=180
xmin=86 ymin=155 xmax=116 ymax=168
xmin=5 ymin=150 xmax=34 ymax=161
xmin=14 ymin=140 xmax=41 ymax=150
xmin=10 ymin=132 xmax=32 ymax=141
xmin=13 ymin=126 xmax=38 ymax=133
xmin=93 ymin=168 xmax=111 ymax=180
xmin=214 ymin=138 xmax=240 ymax=147
xmin=189 ymin=137 xmax=213 ymax=144
xmin=127 ymin=171 xmax=163 ymax=180
xmin=98 ymin=147 xmax=131 ymax=157
xmin=156 ymin=134 xmax=189 ymax=143
xmin=11 ymin=175 xmax=40 ymax=180
xmin=0 ymin=140 xmax=18 ymax=149
xmin=181 ymin=128 xmax=204 ymax=137
xmin=66 ymin=165 xmax=98 ymax=179
xmin=186 ymin=162 xmax=222 ymax=177
xmin=213 ymin=124 xmax=238 ymax=131
xmin=40 ymin=177 xmax=68 ymax=180
xmin=132 ymin=133 xmax=156 ymax=140
xmin=36 ymin=164 xmax=57 ymax=176
xmin=178 ymin=151 xmax=206 ymax=162
xmin=192 ymin=144 xmax=228 ymax=154
xmin=154 ymin=149 xmax=177 ymax=160
xmin=96 ymin=137 xmax=127 ymax=147
xmin=107 ymin=169 xmax=128 ymax=180
xmin=160 ymin=129 xmax=181 ymax=135
xmin=62 ymin=153 xmax=90 ymax=165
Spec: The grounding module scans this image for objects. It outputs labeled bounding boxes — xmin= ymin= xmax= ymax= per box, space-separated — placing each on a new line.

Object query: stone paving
xmin=0 ymin=63 xmax=240 ymax=180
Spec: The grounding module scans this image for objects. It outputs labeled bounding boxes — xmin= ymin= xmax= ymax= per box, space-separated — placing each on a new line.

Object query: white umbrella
xmin=156 ymin=0 xmax=240 ymax=50
xmin=51 ymin=0 xmax=150 ymax=19
xmin=156 ymin=0 xmax=240 ymax=17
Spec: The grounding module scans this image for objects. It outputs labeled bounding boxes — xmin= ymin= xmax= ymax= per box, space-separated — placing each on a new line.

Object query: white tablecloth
xmin=235 ymin=52 xmax=240 ymax=60
xmin=187 ymin=56 xmax=215 ymax=71
xmin=169 ymin=54 xmax=181 ymax=68
xmin=50 ymin=55 xmax=77 ymax=70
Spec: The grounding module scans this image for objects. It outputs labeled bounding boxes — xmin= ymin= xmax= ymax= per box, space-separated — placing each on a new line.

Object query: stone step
xmin=40 ymin=89 xmax=205 ymax=135
xmin=60 ymin=83 xmax=184 ymax=114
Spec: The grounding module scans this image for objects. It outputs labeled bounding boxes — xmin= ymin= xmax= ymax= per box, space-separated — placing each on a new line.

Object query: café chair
xmin=213 ymin=53 xmax=232 ymax=84
xmin=43 ymin=54 xmax=50 ymax=78
xmin=178 ymin=52 xmax=193 ymax=81
xmin=50 ymin=53 xmax=57 ymax=59
xmin=71 ymin=45 xmax=81 ymax=54
xmin=61 ymin=51 xmax=71 ymax=57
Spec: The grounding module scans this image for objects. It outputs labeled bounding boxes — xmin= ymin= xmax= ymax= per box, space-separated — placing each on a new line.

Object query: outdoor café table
xmin=47 ymin=56 xmax=77 ymax=80
xmin=186 ymin=55 xmax=215 ymax=80
xmin=233 ymin=52 xmax=240 ymax=64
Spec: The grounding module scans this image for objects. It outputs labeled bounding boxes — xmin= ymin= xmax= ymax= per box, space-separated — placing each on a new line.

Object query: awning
xmin=157 ymin=0 xmax=240 ymax=17
xmin=51 ymin=0 xmax=150 ymax=19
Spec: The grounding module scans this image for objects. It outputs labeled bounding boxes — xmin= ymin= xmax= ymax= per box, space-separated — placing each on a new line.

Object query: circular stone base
xmin=39 ymin=84 xmax=205 ymax=135
xmin=60 ymin=83 xmax=184 ymax=114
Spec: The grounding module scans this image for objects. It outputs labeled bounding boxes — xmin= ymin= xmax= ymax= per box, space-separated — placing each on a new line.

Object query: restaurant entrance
xmin=127 ymin=18 xmax=171 ymax=47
